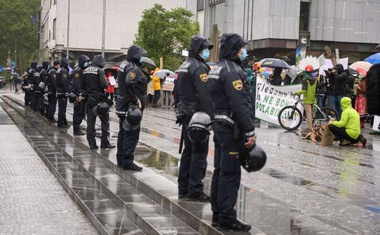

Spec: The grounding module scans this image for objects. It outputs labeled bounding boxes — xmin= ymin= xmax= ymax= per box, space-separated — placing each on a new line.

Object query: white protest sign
xmin=373 ymin=116 xmax=380 ymax=131
xmin=108 ymin=76 xmax=117 ymax=86
xmin=255 ymin=78 xmax=302 ymax=127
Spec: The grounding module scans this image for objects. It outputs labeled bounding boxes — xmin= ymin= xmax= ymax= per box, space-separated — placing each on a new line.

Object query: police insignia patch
xmin=199 ymin=73 xmax=208 ymax=82
xmin=129 ymin=72 xmax=136 ymax=79
xmin=232 ymin=80 xmax=243 ymax=90
xmin=63 ymin=74 xmax=67 ymax=78
xmin=75 ymin=73 xmax=80 ymax=78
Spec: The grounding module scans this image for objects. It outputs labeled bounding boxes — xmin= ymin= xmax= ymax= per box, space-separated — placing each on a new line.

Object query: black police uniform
xmin=208 ymin=33 xmax=255 ymax=230
xmin=21 ymin=71 xmax=31 ymax=106
xmin=72 ymin=55 xmax=90 ymax=135
xmin=46 ymin=62 xmax=59 ymax=122
xmin=56 ymin=59 xmax=71 ymax=128
xmin=28 ymin=62 xmax=39 ymax=111
xmin=116 ymin=45 xmax=147 ymax=171
xmin=38 ymin=61 xmax=49 ymax=116
xmin=176 ymin=36 xmax=213 ymax=200
xmin=82 ymin=55 xmax=111 ymax=149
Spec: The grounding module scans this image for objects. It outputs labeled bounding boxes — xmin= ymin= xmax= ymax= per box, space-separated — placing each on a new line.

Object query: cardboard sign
xmin=162 ymin=83 xmax=174 ymax=91
xmin=321 ymin=124 xmax=334 ymax=146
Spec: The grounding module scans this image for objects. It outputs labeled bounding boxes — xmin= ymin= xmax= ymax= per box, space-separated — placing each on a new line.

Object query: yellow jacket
xmin=152 ymin=76 xmax=161 ymax=91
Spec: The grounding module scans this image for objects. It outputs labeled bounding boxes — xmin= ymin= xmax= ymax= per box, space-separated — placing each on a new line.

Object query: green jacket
xmin=294 ymin=78 xmax=317 ymax=104
xmin=332 ymin=97 xmax=360 ymax=139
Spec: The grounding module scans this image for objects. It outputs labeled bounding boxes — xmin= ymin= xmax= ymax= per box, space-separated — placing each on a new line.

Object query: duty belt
xmin=214 ymin=114 xmax=234 ymax=125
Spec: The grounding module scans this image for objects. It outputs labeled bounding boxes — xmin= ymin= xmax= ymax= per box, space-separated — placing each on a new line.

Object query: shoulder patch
xmin=63 ymin=74 xmax=68 ymax=78
xmin=75 ymin=73 xmax=80 ymax=78
xmin=129 ymin=72 xmax=136 ymax=79
xmin=199 ymin=73 xmax=208 ymax=82
xmin=232 ymin=79 xmax=243 ymax=91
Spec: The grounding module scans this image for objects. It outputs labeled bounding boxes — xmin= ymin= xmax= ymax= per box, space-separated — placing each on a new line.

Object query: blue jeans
xmin=327 ymin=95 xmax=335 ymax=110
xmin=335 ymin=95 xmax=344 ymax=117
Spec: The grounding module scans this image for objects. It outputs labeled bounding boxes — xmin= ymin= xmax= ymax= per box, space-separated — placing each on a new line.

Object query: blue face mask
xmin=83 ymin=61 xmax=89 ymax=68
xmin=240 ymin=48 xmax=248 ymax=61
xmin=201 ymin=49 xmax=210 ymax=61
xmin=139 ymin=57 xmax=143 ymax=64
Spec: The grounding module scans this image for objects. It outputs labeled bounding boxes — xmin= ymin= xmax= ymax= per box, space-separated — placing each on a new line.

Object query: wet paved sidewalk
xmin=0 ymin=104 xmax=98 ymax=234
xmin=4 ymin=92 xmax=380 ymax=235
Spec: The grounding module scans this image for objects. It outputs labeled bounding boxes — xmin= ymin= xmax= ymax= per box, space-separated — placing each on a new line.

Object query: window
xmin=299 ymin=2 xmax=310 ymax=32
xmin=53 ymin=18 xmax=56 ymax=39
xmin=197 ymin=0 xmax=204 ymax=11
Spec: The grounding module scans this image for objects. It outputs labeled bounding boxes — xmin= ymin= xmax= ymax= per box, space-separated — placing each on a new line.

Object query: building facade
xmin=40 ymin=0 xmax=185 ymax=62
xmin=188 ymin=0 xmax=380 ymax=64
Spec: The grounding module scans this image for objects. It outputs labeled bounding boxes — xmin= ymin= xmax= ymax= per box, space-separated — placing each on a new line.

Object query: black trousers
xmin=73 ymin=99 xmax=86 ymax=133
xmin=57 ymin=96 xmax=68 ymax=127
xmin=116 ymin=116 xmax=140 ymax=167
xmin=153 ymin=90 xmax=161 ymax=105
xmin=86 ymin=104 xmax=110 ymax=147
xmin=211 ymin=122 xmax=243 ymax=226
xmin=24 ymin=91 xmax=31 ymax=106
xmin=329 ymin=124 xmax=358 ymax=143
xmin=177 ymin=122 xmax=209 ymax=197
xmin=36 ymin=92 xmax=45 ymax=115
xmin=46 ymin=94 xmax=57 ymax=120
xmin=30 ymin=92 xmax=37 ymax=110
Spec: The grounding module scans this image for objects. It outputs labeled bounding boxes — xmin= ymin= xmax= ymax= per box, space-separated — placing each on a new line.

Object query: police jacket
xmin=72 ymin=55 xmax=90 ymax=96
xmin=27 ymin=62 xmax=38 ymax=92
xmin=207 ymin=34 xmax=255 ymax=137
xmin=116 ymin=45 xmax=147 ymax=116
xmin=47 ymin=67 xmax=58 ymax=94
xmin=177 ymin=55 xmax=213 ymax=120
xmin=21 ymin=74 xmax=30 ymax=91
xmin=56 ymin=63 xmax=71 ymax=97
xmin=81 ymin=56 xmax=107 ymax=107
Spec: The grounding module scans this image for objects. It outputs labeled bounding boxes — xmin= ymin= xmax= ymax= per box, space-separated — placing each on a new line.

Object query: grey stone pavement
xmin=1 ymin=85 xmax=380 ymax=235
xmin=0 ymin=96 xmax=98 ymax=233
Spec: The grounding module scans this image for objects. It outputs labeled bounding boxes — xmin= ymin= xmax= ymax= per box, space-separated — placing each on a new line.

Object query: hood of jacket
xmin=341 ymin=97 xmax=352 ymax=110
xmin=61 ymin=58 xmax=70 ymax=69
xmin=92 ymin=55 xmax=105 ymax=68
xmin=31 ymin=61 xmax=38 ymax=70
xmin=42 ymin=61 xmax=50 ymax=70
xmin=219 ymin=33 xmax=246 ymax=61
xmin=335 ymin=64 xmax=344 ymax=74
xmin=188 ymin=36 xmax=213 ymax=58
xmin=127 ymin=45 xmax=147 ymax=65
xmin=78 ymin=55 xmax=90 ymax=69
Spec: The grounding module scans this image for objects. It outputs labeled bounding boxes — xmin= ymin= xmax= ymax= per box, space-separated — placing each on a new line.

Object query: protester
xmin=152 ymin=68 xmax=161 ymax=108
xmin=105 ymin=71 xmax=115 ymax=102
xmin=331 ymin=64 xmax=347 ymax=116
xmin=325 ymin=69 xmax=335 ymax=110
xmin=316 ymin=74 xmax=327 ymax=109
xmin=355 ymin=71 xmax=367 ymax=128
xmin=328 ymin=97 xmax=366 ymax=146
xmin=161 ymin=75 xmax=174 ymax=109
xmin=366 ymin=63 xmax=380 ymax=121
xmin=269 ymin=67 xmax=282 ymax=85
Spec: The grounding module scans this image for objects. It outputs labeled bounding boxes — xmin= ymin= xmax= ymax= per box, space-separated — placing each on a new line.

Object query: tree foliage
xmin=0 ymin=0 xmax=40 ymax=73
xmin=135 ymin=4 xmax=199 ymax=71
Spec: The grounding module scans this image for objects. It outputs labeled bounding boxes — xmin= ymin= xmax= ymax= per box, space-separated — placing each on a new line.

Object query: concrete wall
xmin=41 ymin=0 xmax=186 ymax=56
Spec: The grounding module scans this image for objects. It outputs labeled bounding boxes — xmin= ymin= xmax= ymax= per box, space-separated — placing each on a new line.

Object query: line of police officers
xmin=20 ymin=33 xmax=265 ymax=232
xmin=176 ymin=33 xmax=266 ymax=232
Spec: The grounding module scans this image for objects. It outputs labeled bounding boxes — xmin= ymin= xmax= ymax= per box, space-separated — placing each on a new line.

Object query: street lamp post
xmin=101 ymin=0 xmax=106 ymax=58
xmin=67 ymin=0 xmax=71 ymax=59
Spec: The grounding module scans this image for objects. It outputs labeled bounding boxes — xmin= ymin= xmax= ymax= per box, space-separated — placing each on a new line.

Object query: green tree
xmin=0 ymin=0 xmax=40 ymax=73
xmin=135 ymin=4 xmax=199 ymax=71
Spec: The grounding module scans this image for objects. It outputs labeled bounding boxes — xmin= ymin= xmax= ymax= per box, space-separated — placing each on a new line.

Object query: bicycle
xmin=278 ymin=95 xmax=339 ymax=131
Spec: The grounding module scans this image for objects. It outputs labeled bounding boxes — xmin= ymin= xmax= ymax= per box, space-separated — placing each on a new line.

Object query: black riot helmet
xmin=122 ymin=106 xmax=142 ymax=132
xmin=68 ymin=92 xmax=78 ymax=103
xmin=240 ymin=144 xmax=267 ymax=173
xmin=92 ymin=101 xmax=110 ymax=117
xmin=187 ymin=112 xmax=212 ymax=143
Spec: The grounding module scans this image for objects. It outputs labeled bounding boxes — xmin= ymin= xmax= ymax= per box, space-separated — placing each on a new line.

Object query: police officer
xmin=21 ymin=70 xmax=31 ymax=106
xmin=208 ymin=33 xmax=255 ymax=232
xmin=56 ymin=58 xmax=71 ymax=128
xmin=176 ymin=36 xmax=213 ymax=202
xmin=39 ymin=61 xmax=50 ymax=116
xmin=28 ymin=61 xmax=38 ymax=111
xmin=116 ymin=45 xmax=147 ymax=171
xmin=46 ymin=60 xmax=60 ymax=122
xmin=82 ymin=55 xmax=114 ymax=149
xmin=71 ymin=55 xmax=90 ymax=135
